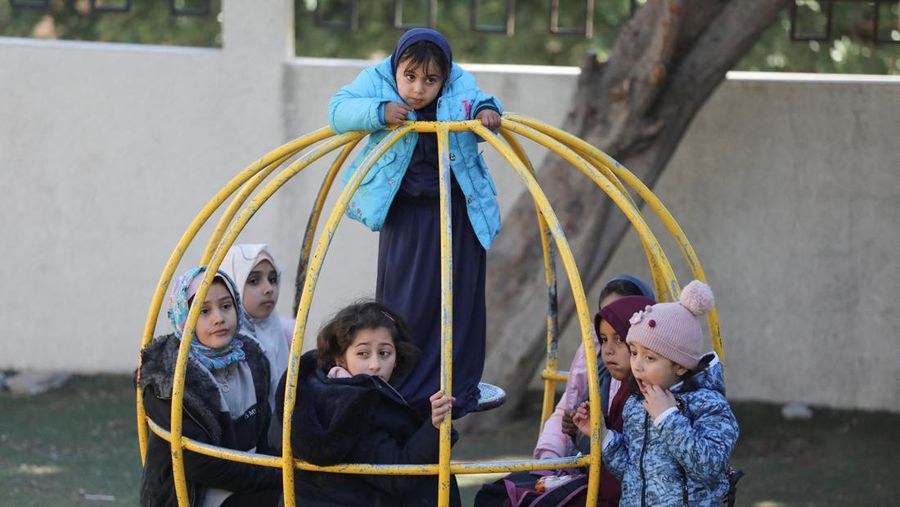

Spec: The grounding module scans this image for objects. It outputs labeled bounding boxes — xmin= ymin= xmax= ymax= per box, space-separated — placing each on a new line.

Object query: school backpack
xmin=723 ymin=466 xmax=745 ymax=507
xmin=473 ymin=471 xmax=588 ymax=507
xmin=477 ymin=467 xmax=743 ymax=507
xmin=678 ymin=464 xmax=745 ymax=506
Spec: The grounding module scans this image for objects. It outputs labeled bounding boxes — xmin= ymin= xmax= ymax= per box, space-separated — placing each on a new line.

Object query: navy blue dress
xmin=377 ymin=99 xmax=486 ymax=419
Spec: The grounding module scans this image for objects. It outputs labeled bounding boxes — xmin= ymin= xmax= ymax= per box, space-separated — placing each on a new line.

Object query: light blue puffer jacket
xmin=328 ymin=57 xmax=503 ymax=250
xmin=602 ymin=353 xmax=739 ymax=506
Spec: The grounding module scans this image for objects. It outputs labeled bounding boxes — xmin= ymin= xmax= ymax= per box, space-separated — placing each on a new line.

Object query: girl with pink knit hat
xmin=573 ymin=280 xmax=739 ymax=506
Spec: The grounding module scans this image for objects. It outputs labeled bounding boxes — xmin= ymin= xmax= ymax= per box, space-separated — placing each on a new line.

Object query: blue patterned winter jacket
xmin=328 ymin=57 xmax=503 ymax=250
xmin=602 ymin=353 xmax=739 ymax=506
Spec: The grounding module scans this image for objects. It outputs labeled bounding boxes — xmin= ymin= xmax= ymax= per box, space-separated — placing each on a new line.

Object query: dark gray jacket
xmin=138 ymin=333 xmax=279 ymax=506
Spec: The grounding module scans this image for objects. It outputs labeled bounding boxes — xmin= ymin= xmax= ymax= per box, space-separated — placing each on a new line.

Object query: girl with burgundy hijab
xmin=328 ymin=28 xmax=503 ymax=418
xmin=574 ymin=281 xmax=739 ymax=506
xmin=577 ymin=295 xmax=656 ymax=506
xmin=534 ymin=275 xmax=655 ymax=461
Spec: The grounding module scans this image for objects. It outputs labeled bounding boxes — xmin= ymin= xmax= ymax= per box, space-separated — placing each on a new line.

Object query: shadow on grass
xmin=2 ymin=376 xmax=898 ymax=506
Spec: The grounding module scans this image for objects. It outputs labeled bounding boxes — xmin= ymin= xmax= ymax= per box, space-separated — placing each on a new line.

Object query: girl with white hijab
xmin=221 ymin=244 xmax=293 ymax=447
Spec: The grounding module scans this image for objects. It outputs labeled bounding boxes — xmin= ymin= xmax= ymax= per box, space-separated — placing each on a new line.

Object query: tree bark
xmin=470 ymin=0 xmax=790 ymax=430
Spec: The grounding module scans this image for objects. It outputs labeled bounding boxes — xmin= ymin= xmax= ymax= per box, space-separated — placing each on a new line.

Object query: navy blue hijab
xmin=390 ymin=28 xmax=453 ymax=75
xmin=390 ymin=28 xmax=457 ymax=197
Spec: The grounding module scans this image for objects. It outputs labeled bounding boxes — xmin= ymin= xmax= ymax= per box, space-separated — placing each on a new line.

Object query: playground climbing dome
xmin=136 ymin=114 xmax=725 ymax=507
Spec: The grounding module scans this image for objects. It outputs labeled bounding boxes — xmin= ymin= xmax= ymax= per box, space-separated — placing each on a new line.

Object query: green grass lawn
xmin=2 ymin=375 xmax=899 ymax=506
xmin=0 ymin=375 xmax=140 ymax=506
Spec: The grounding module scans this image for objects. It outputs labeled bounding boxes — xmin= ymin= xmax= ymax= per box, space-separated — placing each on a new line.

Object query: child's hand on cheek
xmin=429 ymin=391 xmax=454 ymax=429
xmin=384 ymin=102 xmax=413 ymax=125
xmin=476 ymin=109 xmax=501 ymax=130
xmin=571 ymin=401 xmax=592 ymax=437
xmin=641 ymin=384 xmax=677 ymax=419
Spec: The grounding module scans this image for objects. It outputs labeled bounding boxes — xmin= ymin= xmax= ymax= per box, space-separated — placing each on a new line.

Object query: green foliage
xmin=0 ymin=0 xmax=222 ymax=47
xmin=736 ymin=2 xmax=900 ymax=74
xmin=295 ymin=0 xmax=899 ymax=74
xmin=1 ymin=0 xmax=897 ymax=73
xmin=294 ymin=0 xmax=630 ymax=65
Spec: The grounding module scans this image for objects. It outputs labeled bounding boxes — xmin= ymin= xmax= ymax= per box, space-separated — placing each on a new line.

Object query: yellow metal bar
xmin=498 ymin=130 xmax=561 ymax=430
xmin=292 ymin=455 xmax=591 ymax=475
xmin=148 ymin=415 xmax=590 ymax=474
xmin=513 ymin=122 xmax=673 ymax=303
xmin=498 ymin=119 xmax=678 ymax=303
xmin=505 ymin=115 xmax=724 ymax=368
xmin=473 ymin=121 xmax=604 ymax=506
xmin=200 ymin=151 xmax=295 ymax=266
xmin=436 ymin=125 xmax=453 ymax=507
xmin=170 ymin=131 xmax=365 ymax=506
xmin=147 ymin=417 xmax=282 ymax=467
xmin=294 ymin=140 xmax=361 ymax=313
xmin=542 ymin=370 xmax=569 ymax=382
xmin=507 ymin=116 xmax=673 ymax=301
xmin=294 ymin=456 xmax=592 ymax=475
xmin=282 ymin=126 xmax=414 ymax=507
xmin=142 ymin=118 xmax=724 ymax=506
xmin=500 ymin=119 xmax=668 ymax=305
xmin=200 ymin=128 xmax=336 ymax=265
xmin=506 ymin=116 xmax=677 ymax=294
xmin=568 ymin=144 xmax=722 ymax=361
xmin=136 ymin=127 xmax=334 ymax=465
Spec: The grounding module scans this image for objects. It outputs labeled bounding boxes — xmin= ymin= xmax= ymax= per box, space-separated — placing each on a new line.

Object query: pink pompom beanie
xmin=625 ymin=280 xmax=715 ymax=369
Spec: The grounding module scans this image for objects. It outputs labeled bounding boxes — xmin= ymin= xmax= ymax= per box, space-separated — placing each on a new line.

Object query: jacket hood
xmin=290 ymin=350 xmax=383 ymax=465
xmin=674 ymin=351 xmax=726 ymax=396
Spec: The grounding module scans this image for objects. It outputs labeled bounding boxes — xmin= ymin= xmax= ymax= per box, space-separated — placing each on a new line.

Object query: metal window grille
xmin=169 ymin=0 xmax=211 ymax=17
xmin=314 ymin=0 xmax=359 ymax=30
xmin=90 ymin=0 xmax=132 ymax=14
xmin=789 ymin=0 xmax=833 ymax=41
xmin=9 ymin=0 xmax=50 ymax=9
xmin=873 ymin=1 xmax=900 ymax=43
xmin=393 ymin=0 xmax=437 ymax=29
xmin=788 ymin=0 xmax=899 ymax=44
xmin=549 ymin=0 xmax=594 ymax=37
xmin=471 ymin=0 xmax=516 ymax=35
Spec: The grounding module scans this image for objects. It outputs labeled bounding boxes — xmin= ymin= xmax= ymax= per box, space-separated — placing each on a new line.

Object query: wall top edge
xmin=289 ymin=56 xmax=581 ymax=75
xmin=289 ymin=57 xmax=898 ymax=83
xmin=2 ymin=38 xmax=895 ymax=86
xmin=726 ymin=70 xmax=900 ymax=84
xmin=0 ymin=36 xmax=219 ymax=56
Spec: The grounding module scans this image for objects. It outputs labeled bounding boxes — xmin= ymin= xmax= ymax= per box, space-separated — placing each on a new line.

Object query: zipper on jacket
xmin=184 ymin=407 xmax=215 ymax=442
xmin=640 ymin=412 xmax=649 ymax=507
xmin=159 ymin=392 xmax=215 ymax=442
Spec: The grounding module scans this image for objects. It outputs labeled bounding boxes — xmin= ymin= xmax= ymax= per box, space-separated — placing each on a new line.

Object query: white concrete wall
xmin=1 ymin=0 xmax=899 ymax=412
xmin=0 ymin=0 xmax=294 ymax=372
xmin=555 ymin=73 xmax=900 ymax=413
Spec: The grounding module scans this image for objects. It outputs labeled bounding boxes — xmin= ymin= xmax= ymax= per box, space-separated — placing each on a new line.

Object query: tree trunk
xmin=470 ymin=0 xmax=790 ymax=431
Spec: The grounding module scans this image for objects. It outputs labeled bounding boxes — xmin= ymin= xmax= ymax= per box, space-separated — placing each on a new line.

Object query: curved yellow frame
xmin=136 ymin=116 xmax=724 ymax=507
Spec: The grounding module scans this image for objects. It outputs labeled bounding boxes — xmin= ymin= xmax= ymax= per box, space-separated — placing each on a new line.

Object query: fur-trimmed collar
xmin=139 ymin=333 xmax=270 ymax=445
xmin=291 ymin=350 xmax=389 ymax=465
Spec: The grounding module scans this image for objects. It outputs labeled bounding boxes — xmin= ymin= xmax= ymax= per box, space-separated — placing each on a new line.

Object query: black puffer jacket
xmin=277 ymin=350 xmax=460 ymax=507
xmin=138 ymin=334 xmax=280 ymax=506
